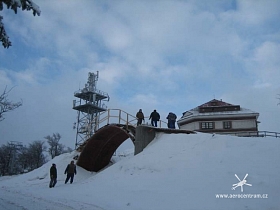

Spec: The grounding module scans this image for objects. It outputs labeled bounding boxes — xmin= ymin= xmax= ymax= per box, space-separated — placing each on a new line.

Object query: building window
xmin=201 ymin=122 xmax=214 ymax=129
xmin=223 ymin=121 xmax=232 ymax=129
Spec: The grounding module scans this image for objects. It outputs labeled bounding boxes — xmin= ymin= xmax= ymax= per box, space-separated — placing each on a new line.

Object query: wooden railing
xmin=95 ymin=109 xmax=167 ymax=130
xmin=224 ymin=131 xmax=280 ymax=138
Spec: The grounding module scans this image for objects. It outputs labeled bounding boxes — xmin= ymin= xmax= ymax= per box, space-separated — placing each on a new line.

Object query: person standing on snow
xmin=149 ymin=110 xmax=160 ymax=127
xmin=64 ymin=160 xmax=77 ymax=184
xmin=49 ymin=163 xmax=57 ymax=188
xmin=136 ymin=109 xmax=145 ymax=126
xmin=166 ymin=112 xmax=177 ymax=129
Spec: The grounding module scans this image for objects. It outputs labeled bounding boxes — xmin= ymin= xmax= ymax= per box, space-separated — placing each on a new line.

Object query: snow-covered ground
xmin=0 ymin=132 xmax=279 ymax=210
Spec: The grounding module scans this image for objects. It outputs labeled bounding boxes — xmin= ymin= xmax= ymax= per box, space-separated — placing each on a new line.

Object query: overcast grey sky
xmin=0 ymin=0 xmax=280 ymax=148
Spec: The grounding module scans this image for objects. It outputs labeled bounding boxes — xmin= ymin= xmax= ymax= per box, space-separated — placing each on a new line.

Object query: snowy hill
xmin=0 ymin=132 xmax=279 ymax=210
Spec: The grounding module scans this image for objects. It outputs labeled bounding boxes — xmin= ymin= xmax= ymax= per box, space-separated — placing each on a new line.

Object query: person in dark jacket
xmin=136 ymin=109 xmax=145 ymax=126
xmin=166 ymin=112 xmax=177 ymax=129
xmin=64 ymin=160 xmax=77 ymax=184
xmin=149 ymin=110 xmax=160 ymax=127
xmin=49 ymin=163 xmax=57 ymax=188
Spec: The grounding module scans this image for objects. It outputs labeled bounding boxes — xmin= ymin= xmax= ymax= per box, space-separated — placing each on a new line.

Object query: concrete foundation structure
xmin=134 ymin=125 xmax=195 ymax=155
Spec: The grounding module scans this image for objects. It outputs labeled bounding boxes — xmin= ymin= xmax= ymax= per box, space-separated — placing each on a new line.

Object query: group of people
xmin=136 ymin=109 xmax=177 ymax=129
xmin=49 ymin=160 xmax=77 ymax=188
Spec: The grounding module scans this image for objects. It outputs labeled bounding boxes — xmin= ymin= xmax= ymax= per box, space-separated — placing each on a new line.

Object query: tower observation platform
xmin=73 ymin=89 xmax=108 ymax=113
xmin=73 ymin=71 xmax=109 ymax=148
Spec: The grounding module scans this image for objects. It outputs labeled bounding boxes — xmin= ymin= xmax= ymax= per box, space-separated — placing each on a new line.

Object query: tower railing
xmin=74 ymin=88 xmax=109 ymax=99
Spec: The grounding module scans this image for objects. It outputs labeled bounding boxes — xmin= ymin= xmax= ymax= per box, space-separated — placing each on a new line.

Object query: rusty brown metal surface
xmin=77 ymin=125 xmax=134 ymax=172
xmin=77 ymin=124 xmax=194 ymax=172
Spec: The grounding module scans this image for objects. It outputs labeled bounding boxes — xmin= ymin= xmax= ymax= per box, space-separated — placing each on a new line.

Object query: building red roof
xmin=198 ymin=99 xmax=235 ymax=108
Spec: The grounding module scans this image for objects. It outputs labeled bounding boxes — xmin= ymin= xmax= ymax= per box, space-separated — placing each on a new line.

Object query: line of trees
xmin=0 ymin=89 xmax=73 ymax=176
xmin=0 ymin=133 xmax=72 ymax=176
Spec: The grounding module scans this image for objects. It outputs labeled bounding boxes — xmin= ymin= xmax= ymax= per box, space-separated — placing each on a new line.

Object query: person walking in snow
xmin=166 ymin=112 xmax=177 ymax=129
xmin=149 ymin=110 xmax=160 ymax=127
xmin=136 ymin=109 xmax=145 ymax=126
xmin=49 ymin=163 xmax=57 ymax=188
xmin=64 ymin=160 xmax=77 ymax=184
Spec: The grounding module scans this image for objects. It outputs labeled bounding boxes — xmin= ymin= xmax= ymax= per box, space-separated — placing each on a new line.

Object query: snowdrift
xmin=0 ymin=132 xmax=279 ymax=210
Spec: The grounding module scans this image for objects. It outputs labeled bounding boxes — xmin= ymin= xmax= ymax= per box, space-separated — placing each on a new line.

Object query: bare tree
xmin=45 ymin=133 xmax=73 ymax=159
xmin=17 ymin=145 xmax=30 ymax=172
xmin=0 ymin=142 xmax=23 ymax=175
xmin=0 ymin=86 xmax=22 ymax=121
xmin=45 ymin=133 xmax=64 ymax=159
xmin=0 ymin=0 xmax=40 ymax=48
xmin=27 ymin=140 xmax=46 ymax=170
xmin=0 ymin=144 xmax=11 ymax=175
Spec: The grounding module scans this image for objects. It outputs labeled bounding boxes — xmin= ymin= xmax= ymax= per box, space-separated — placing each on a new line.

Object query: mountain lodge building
xmin=177 ymin=99 xmax=260 ymax=136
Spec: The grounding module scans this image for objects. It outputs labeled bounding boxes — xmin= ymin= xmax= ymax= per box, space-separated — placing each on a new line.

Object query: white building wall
xmin=215 ymin=119 xmax=257 ymax=129
xmin=215 ymin=121 xmax=223 ymax=129
xmin=178 ymin=119 xmax=257 ymax=131
xmin=178 ymin=122 xmax=197 ymax=130
xmin=232 ymin=119 xmax=256 ymax=129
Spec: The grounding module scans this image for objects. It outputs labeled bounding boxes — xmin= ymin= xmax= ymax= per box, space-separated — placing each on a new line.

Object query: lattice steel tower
xmin=73 ymin=71 xmax=109 ymax=148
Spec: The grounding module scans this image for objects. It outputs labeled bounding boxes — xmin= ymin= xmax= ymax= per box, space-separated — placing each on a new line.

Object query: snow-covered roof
xmin=178 ymin=99 xmax=259 ymax=124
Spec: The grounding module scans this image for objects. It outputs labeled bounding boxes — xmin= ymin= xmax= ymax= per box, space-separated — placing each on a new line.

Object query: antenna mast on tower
xmin=73 ymin=71 xmax=109 ymax=148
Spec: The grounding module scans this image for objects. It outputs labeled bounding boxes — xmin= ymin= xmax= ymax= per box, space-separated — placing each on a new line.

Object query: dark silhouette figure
xmin=166 ymin=112 xmax=177 ymax=129
xmin=49 ymin=163 xmax=57 ymax=188
xmin=136 ymin=109 xmax=145 ymax=126
xmin=149 ymin=110 xmax=160 ymax=127
xmin=64 ymin=161 xmax=77 ymax=184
